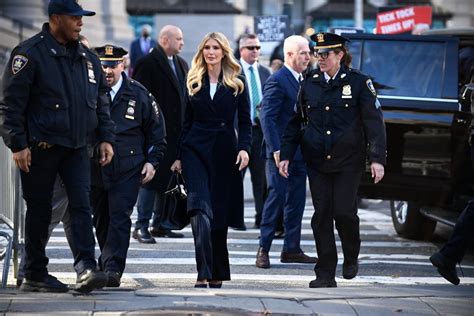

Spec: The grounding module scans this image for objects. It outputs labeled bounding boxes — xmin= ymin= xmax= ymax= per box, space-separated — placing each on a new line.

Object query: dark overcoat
xmin=177 ymin=75 xmax=252 ymax=229
xmin=133 ymin=45 xmax=189 ymax=192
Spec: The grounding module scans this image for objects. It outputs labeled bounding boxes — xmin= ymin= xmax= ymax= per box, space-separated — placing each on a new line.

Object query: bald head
xmin=158 ymin=25 xmax=184 ymax=56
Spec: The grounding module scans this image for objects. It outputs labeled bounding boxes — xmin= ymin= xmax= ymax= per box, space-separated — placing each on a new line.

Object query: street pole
xmin=354 ymin=0 xmax=363 ymax=29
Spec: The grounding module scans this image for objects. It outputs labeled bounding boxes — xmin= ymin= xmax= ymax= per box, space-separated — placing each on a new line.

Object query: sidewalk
xmin=1 ymin=284 xmax=473 ymax=315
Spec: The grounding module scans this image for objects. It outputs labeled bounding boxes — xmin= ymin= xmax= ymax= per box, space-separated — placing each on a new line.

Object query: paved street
xmin=1 ymin=176 xmax=474 ymax=314
xmin=5 ymin=176 xmax=471 ymax=289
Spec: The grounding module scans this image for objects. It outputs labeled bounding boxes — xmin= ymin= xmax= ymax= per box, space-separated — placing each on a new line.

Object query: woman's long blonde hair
xmin=187 ymin=32 xmax=244 ymax=96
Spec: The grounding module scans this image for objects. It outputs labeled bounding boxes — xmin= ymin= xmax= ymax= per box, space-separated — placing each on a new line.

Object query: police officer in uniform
xmin=0 ymin=0 xmax=115 ymax=293
xmin=92 ymin=45 xmax=167 ymax=287
xmin=279 ymin=33 xmax=386 ymax=288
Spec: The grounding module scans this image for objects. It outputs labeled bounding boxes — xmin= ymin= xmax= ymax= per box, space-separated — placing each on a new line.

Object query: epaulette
xmin=129 ymin=78 xmax=150 ymax=94
xmin=16 ymin=31 xmax=44 ymax=53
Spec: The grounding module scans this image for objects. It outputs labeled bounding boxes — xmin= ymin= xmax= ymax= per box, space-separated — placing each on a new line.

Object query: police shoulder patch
xmin=366 ymin=78 xmax=377 ymax=96
xmin=12 ymin=55 xmax=28 ymax=74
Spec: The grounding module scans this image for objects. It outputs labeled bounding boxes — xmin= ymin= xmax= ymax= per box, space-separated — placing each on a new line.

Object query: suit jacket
xmin=260 ymin=66 xmax=302 ymax=160
xmin=133 ymin=44 xmax=189 ymax=192
xmin=129 ymin=37 xmax=157 ymax=69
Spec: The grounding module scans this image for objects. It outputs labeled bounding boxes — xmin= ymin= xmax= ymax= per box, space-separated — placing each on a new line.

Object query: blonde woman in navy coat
xmin=171 ymin=32 xmax=252 ymax=288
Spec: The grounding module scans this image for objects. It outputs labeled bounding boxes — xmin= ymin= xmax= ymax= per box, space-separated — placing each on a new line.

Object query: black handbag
xmin=160 ymin=172 xmax=190 ymax=230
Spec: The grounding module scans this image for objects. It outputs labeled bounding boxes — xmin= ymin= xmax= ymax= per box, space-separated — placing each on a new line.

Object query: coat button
xmin=55 ymin=104 xmax=59 ymax=108
xmin=326 ymin=130 xmax=331 ymax=135
xmin=345 ymin=104 xmax=349 ymax=108
xmin=130 ymin=150 xmax=134 ymax=154
xmin=325 ymin=106 xmax=330 ymax=111
xmin=307 ymin=105 xmax=310 ymax=109
xmin=220 ymin=122 xmax=225 ymax=127
xmin=326 ymin=155 xmax=331 ymax=159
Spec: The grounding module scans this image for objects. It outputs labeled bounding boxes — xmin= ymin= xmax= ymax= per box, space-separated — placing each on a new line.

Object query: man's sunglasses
xmin=244 ymin=46 xmax=261 ymax=51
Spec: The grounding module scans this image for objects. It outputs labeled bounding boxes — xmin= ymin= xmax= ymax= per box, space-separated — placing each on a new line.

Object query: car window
xmin=348 ymin=40 xmax=445 ymax=98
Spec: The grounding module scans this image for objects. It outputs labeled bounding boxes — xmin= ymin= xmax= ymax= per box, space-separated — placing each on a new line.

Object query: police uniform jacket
xmin=93 ymin=73 xmax=167 ymax=189
xmin=0 ymin=23 xmax=115 ymax=152
xmin=281 ymin=65 xmax=386 ymax=172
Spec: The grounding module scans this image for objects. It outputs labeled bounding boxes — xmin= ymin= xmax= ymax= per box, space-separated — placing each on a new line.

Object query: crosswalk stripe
xmin=45 ymin=257 xmax=474 ymax=268
xmin=46 ymin=236 xmax=433 ymax=248
xmin=47 ymin=272 xmax=474 ymax=285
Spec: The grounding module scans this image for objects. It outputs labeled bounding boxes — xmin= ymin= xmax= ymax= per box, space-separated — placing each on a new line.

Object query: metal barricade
xmin=0 ymin=140 xmax=24 ymax=287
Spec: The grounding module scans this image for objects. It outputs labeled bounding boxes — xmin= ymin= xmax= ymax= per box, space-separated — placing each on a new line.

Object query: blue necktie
xmin=168 ymin=58 xmax=177 ymax=78
xmin=249 ymin=66 xmax=260 ymax=121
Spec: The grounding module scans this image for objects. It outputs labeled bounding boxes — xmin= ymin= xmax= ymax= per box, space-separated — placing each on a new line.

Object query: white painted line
xmin=44 ymin=272 xmax=474 ymax=285
xmin=47 ymin=258 xmax=473 ymax=269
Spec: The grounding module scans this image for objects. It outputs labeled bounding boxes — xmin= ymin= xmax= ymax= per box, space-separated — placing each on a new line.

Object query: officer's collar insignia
xmin=128 ymin=99 xmax=136 ymax=107
xmin=50 ymin=48 xmax=57 ymax=55
xmin=313 ymin=74 xmax=319 ymax=78
xmin=342 ymin=85 xmax=352 ymax=99
xmin=366 ymin=79 xmax=377 ymax=96
xmin=316 ymin=33 xmax=325 ymax=43
xmin=340 ymin=73 xmax=346 ymax=79
xmin=11 ymin=55 xmax=28 ymax=74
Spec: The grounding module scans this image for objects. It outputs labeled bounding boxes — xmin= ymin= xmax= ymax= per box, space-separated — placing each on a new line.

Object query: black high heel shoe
xmin=208 ymin=281 xmax=222 ymax=288
xmin=194 ymin=283 xmax=207 ymax=288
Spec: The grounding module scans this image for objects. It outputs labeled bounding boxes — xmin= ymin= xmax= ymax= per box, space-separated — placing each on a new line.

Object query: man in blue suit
xmin=256 ymin=35 xmax=317 ymax=268
xmin=238 ymin=33 xmax=271 ymax=229
xmin=129 ymin=24 xmax=156 ymax=75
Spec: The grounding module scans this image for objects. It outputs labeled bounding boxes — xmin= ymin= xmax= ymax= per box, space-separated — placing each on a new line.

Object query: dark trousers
xmin=190 ymin=210 xmax=230 ymax=281
xmin=260 ymin=159 xmax=306 ymax=252
xmin=135 ymin=187 xmax=164 ymax=229
xmin=440 ymin=199 xmax=474 ymax=264
xmin=18 ymin=176 xmax=73 ymax=280
xmin=248 ymin=125 xmax=267 ymax=225
xmin=307 ymin=168 xmax=362 ymax=279
xmin=20 ymin=145 xmax=96 ymax=280
xmin=92 ymin=175 xmax=140 ymax=274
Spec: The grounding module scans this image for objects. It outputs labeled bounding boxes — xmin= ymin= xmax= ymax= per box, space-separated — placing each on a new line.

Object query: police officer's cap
xmin=310 ymin=32 xmax=350 ymax=53
xmin=48 ymin=0 xmax=95 ymax=17
xmin=94 ymin=45 xmax=128 ymax=67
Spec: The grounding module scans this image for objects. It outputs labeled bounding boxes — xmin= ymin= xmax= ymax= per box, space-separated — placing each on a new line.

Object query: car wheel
xmin=390 ymin=200 xmax=436 ymax=240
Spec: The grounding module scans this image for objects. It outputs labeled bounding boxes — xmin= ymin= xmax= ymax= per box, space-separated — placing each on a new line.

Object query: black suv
xmin=344 ymin=29 xmax=474 ymax=240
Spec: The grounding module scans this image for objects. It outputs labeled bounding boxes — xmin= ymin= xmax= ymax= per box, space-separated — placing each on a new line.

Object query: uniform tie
xmin=248 ymin=66 xmax=260 ymax=121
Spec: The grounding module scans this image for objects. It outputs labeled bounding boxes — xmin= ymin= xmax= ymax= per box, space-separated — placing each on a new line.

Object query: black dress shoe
xmin=20 ymin=274 xmax=68 ymax=293
xmin=106 ymin=271 xmax=121 ymax=287
xmin=430 ymin=252 xmax=460 ymax=285
xmin=256 ymin=246 xmax=270 ymax=269
xmin=132 ymin=227 xmax=156 ymax=244
xmin=75 ymin=269 xmax=108 ymax=293
xmin=232 ymin=225 xmax=247 ymax=231
xmin=150 ymin=227 xmax=184 ymax=238
xmin=309 ymin=278 xmax=337 ymax=288
xmin=342 ymin=262 xmax=359 ymax=279
xmin=280 ymin=251 xmax=318 ymax=264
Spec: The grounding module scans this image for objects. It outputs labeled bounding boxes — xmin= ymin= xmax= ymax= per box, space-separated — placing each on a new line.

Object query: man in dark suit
xmin=238 ymin=33 xmax=270 ymax=229
xmin=132 ymin=25 xmax=189 ymax=242
xmin=129 ymin=24 xmax=156 ymax=75
xmin=256 ymin=35 xmax=317 ymax=269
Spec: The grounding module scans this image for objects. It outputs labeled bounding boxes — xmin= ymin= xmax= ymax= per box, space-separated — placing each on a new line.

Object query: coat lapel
xmin=151 ymin=46 xmax=181 ymax=96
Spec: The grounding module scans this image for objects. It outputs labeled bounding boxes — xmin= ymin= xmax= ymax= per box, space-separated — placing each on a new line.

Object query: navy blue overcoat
xmin=178 ymin=74 xmax=252 ymax=229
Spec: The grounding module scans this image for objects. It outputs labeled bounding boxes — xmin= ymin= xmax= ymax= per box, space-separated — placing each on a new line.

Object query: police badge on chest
xmin=86 ymin=61 xmax=96 ymax=84
xmin=125 ymin=99 xmax=136 ymax=120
